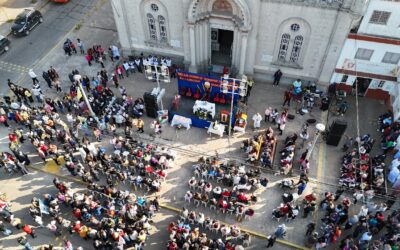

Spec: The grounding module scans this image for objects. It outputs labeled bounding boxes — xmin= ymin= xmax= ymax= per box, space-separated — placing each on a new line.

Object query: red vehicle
xmin=51 ymin=0 xmax=69 ymax=3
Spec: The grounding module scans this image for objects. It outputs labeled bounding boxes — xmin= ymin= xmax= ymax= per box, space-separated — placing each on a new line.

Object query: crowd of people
xmin=185 ymin=158 xmax=261 ymax=222
xmin=167 ymin=208 xmax=251 ymax=249
xmin=1 ymin=41 xmax=399 ymax=250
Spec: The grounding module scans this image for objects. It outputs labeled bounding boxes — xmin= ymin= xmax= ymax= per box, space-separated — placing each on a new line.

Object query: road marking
xmin=0 ymin=60 xmax=30 ymax=74
xmin=42 ymin=157 xmax=65 ymax=175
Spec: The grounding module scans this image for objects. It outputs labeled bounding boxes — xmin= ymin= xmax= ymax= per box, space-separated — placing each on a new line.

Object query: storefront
xmin=331 ymin=59 xmax=399 ymax=103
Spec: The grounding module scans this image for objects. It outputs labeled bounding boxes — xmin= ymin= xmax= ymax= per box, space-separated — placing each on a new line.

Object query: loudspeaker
xmin=144 ymin=92 xmax=157 ymax=103
xmin=146 ymin=107 xmax=158 ymax=118
xmin=326 ymin=133 xmax=342 ymax=146
xmin=330 ymin=119 xmax=347 ymax=136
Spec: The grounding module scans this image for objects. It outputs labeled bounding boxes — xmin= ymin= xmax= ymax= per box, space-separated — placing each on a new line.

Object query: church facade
xmin=111 ymin=0 xmax=367 ymax=84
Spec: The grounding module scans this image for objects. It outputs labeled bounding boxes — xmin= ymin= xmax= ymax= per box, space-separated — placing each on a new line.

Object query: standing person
xmin=28 ymin=69 xmax=39 ymax=84
xmin=77 ymin=38 xmax=85 ymax=54
xmin=305 ymin=222 xmax=316 ymax=236
xmin=23 ymin=88 xmax=34 ymax=103
xmin=278 ymin=121 xmax=286 ymax=135
xmin=123 ymin=61 xmax=130 ymax=77
xmin=53 ymin=79 xmax=62 ymax=93
xmin=283 ymin=90 xmax=292 ymax=107
xmin=42 ymin=71 xmax=52 ymax=88
xmin=247 ymin=78 xmax=254 ymax=96
xmin=252 ymin=113 xmax=262 ymax=129
xmin=299 ymin=129 xmax=309 ymax=148
xmin=98 ymin=55 xmax=105 ymax=68
xmin=85 ymin=53 xmax=92 ymax=66
xmin=116 ymin=64 xmax=124 ymax=79
xmin=112 ymin=74 xmax=119 ymax=88
xmin=31 ymin=84 xmax=43 ymax=103
xmin=154 ymin=121 xmax=162 ymax=135
xmin=264 ymin=107 xmax=272 ymax=122
xmin=266 ymin=235 xmax=276 ymax=248
xmin=273 ymin=69 xmax=282 ymax=86
xmin=136 ymin=118 xmax=144 ymax=133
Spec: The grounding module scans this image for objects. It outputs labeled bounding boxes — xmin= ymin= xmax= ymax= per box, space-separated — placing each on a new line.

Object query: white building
xmin=330 ymin=0 xmax=400 ymax=108
xmin=111 ymin=0 xmax=367 ymax=84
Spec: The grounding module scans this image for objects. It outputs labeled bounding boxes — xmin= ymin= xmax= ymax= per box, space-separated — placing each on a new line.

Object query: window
xmin=341 ymin=75 xmax=349 ymax=83
xmin=378 ymin=81 xmax=385 ymax=88
xmin=355 ymin=48 xmax=374 ymax=61
xmin=151 ymin=3 xmax=159 ymax=12
xmin=158 ymin=15 xmax=168 ymax=43
xmin=278 ymin=34 xmax=290 ymax=62
xmin=289 ymin=35 xmax=303 ymax=62
xmin=382 ymin=52 xmax=400 ymax=64
xmin=369 ymin=10 xmax=391 ymax=25
xmin=147 ymin=14 xmax=157 ymax=41
xmin=291 ymin=24 xmax=300 ymax=32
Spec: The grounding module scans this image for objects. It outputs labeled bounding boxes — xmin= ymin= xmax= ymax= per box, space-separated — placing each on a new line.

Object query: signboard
xmin=177 ymin=70 xmax=240 ymax=104
xmin=342 ymin=58 xmax=397 ymax=76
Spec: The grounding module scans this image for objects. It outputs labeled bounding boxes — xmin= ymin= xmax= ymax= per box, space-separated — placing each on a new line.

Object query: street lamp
xmin=73 ymin=74 xmax=99 ymax=124
xmin=220 ymin=75 xmax=248 ymax=137
xmin=306 ymin=123 xmax=326 ymax=160
xmin=144 ymin=65 xmax=170 ymax=110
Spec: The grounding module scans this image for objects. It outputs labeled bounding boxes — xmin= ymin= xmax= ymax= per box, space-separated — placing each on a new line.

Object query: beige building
xmin=111 ymin=0 xmax=367 ymax=84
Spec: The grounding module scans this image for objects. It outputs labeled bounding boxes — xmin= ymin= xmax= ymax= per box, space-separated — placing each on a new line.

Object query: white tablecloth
xmin=234 ymin=125 xmax=246 ymax=133
xmin=170 ymin=115 xmax=192 ymax=130
xmin=193 ymin=100 xmax=216 ymax=118
xmin=207 ymin=124 xmax=225 ymax=137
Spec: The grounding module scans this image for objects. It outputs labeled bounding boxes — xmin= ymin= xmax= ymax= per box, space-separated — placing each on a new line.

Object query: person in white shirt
xmin=135 ymin=58 xmax=142 ymax=73
xmin=252 ymin=113 xmax=262 ymax=129
xmin=29 ymin=69 xmax=39 ymax=84
xmin=265 ymin=107 xmax=272 ymax=122
xmin=166 ymin=57 xmax=172 ymax=68
xmin=123 ymin=61 xmax=130 ymax=77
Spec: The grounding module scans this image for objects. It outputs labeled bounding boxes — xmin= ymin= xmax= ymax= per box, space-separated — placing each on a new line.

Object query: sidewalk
xmin=0 ymin=0 xmax=49 ymax=36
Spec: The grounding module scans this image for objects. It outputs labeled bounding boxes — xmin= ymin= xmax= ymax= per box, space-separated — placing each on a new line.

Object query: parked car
xmin=51 ymin=0 xmax=69 ymax=2
xmin=0 ymin=35 xmax=11 ymax=54
xmin=11 ymin=9 xmax=43 ymax=36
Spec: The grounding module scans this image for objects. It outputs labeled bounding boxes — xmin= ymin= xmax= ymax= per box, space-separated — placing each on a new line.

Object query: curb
xmin=159 ymin=203 xmax=310 ymax=250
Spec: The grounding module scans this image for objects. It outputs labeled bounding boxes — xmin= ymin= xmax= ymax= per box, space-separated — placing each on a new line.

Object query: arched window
xmin=158 ymin=15 xmax=168 ymax=43
xmin=147 ymin=13 xmax=157 ymax=41
xmin=290 ymin=35 xmax=303 ymax=63
xmin=278 ymin=34 xmax=290 ymax=62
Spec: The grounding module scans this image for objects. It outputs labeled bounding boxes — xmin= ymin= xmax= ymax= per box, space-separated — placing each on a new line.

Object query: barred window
xmin=158 ymin=15 xmax=168 ymax=43
xmin=278 ymin=34 xmax=290 ymax=62
xmin=147 ymin=13 xmax=157 ymax=41
xmin=382 ymin=52 xmax=400 ymax=64
xmin=355 ymin=48 xmax=374 ymax=61
xmin=289 ymin=35 xmax=303 ymax=63
xmin=369 ymin=10 xmax=391 ymax=25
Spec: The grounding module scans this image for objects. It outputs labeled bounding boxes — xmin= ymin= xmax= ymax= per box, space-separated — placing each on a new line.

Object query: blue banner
xmin=176 ymin=70 xmax=239 ymax=104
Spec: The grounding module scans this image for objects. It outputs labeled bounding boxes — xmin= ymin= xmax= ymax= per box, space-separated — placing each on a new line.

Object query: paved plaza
xmin=0 ymin=0 xmax=398 ymax=250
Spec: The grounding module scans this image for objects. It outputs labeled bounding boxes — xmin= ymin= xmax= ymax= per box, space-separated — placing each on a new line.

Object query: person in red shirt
xmin=22 ymin=224 xmax=36 ymax=238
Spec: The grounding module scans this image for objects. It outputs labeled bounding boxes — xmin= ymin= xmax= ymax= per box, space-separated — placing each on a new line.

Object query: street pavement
xmin=0 ymin=0 xmax=99 ymax=94
xmin=0 ymin=0 xmax=398 ymax=249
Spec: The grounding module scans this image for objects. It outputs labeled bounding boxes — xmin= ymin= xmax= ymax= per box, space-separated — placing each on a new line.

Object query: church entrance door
xmin=211 ymin=29 xmax=233 ymax=67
